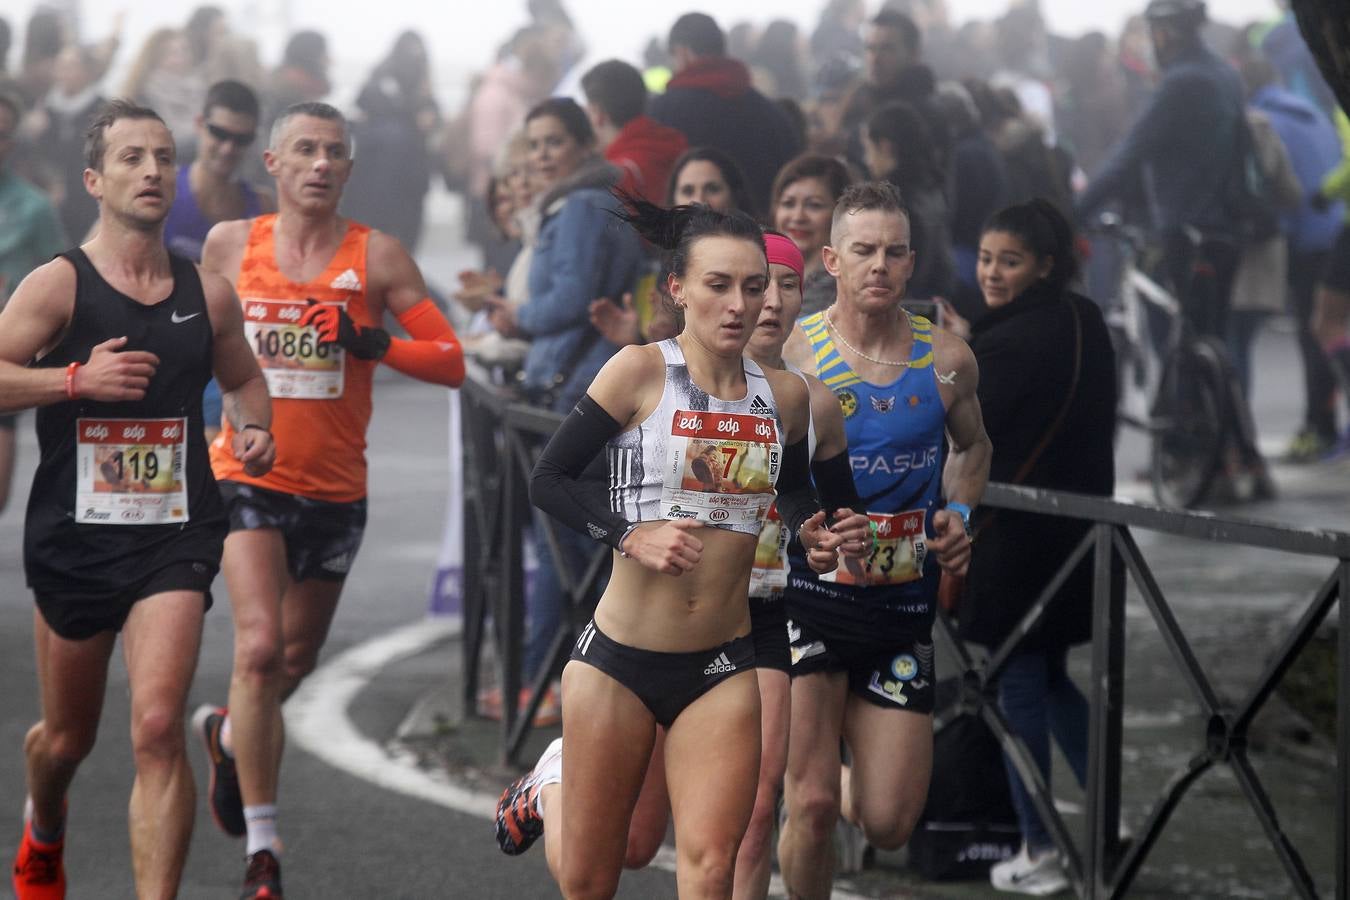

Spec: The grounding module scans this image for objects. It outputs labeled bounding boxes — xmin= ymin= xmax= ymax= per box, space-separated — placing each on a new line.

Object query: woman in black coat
xmin=958 ymin=199 xmax=1117 ymax=895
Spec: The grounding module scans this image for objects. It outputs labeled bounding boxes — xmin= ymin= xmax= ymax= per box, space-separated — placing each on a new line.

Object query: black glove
xmin=300 ymin=299 xmax=390 ymax=360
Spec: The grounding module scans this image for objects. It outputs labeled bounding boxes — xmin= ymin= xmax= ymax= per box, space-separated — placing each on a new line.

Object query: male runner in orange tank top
xmin=195 ymin=101 xmax=465 ymax=900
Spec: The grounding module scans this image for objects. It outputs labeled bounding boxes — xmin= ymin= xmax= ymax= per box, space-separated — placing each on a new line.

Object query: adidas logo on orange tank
xmin=330 ymin=268 xmax=362 ymax=291
xmin=704 ymin=652 xmax=737 ymax=675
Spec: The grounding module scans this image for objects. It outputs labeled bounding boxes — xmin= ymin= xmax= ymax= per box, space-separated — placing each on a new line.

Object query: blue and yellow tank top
xmin=788 ymin=311 xmax=946 ymax=615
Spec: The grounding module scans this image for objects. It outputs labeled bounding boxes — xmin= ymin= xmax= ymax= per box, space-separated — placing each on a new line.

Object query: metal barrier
xmin=457 ymin=368 xmax=1348 ymax=899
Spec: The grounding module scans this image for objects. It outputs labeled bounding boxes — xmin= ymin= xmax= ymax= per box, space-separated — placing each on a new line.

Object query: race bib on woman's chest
xmin=661 ymin=409 xmax=780 ymax=526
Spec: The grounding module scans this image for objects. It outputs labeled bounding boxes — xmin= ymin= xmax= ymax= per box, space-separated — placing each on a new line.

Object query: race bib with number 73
xmin=821 ymin=510 xmax=927 ymax=587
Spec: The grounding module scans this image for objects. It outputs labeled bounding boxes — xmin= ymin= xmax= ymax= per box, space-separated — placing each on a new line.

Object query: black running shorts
xmin=749 ymin=594 xmax=790 ymax=673
xmin=35 ymin=555 xmax=217 ymax=641
xmin=786 ymin=612 xmax=936 ymax=714
xmin=219 ymin=481 xmax=367 ymax=582
xmin=569 ymin=619 xmax=757 ymax=727
xmin=1322 ymin=225 xmax=1350 ymax=294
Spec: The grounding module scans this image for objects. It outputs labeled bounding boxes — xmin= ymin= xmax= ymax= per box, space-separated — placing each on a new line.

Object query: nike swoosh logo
xmin=170 ymin=311 xmax=202 ymax=324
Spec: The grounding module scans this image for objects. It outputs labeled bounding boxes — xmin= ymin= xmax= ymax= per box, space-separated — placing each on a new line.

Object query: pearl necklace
xmin=824 ymin=310 xmax=913 ymax=367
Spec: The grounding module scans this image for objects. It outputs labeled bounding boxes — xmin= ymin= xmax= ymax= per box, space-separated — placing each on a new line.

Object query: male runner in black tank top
xmin=0 ymin=100 xmax=273 ymax=900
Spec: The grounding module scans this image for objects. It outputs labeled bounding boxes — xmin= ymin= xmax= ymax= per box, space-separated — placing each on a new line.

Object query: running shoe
xmin=240 ymin=848 xmax=282 ymax=900
xmin=12 ymin=820 xmax=64 ymax=900
xmin=990 ymin=843 xmax=1069 ymax=896
xmin=494 ymin=737 xmax=561 ymax=855
xmin=193 ymin=704 xmax=246 ymax=837
xmin=1283 ymin=428 xmax=1333 ymax=465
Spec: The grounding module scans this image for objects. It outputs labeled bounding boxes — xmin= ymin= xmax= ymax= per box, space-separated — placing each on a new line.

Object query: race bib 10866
xmin=242 ymin=298 xmax=344 ymax=399
xmin=661 ymin=409 xmax=780 ymax=526
xmin=76 ymin=417 xmax=188 ymax=525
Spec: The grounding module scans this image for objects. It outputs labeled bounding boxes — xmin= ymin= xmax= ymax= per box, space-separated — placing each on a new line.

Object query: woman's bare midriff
xmin=592 ymin=526 xmax=759 ymax=653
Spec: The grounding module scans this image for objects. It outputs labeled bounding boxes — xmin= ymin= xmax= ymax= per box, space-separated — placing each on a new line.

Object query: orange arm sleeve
xmin=383 ymin=299 xmax=466 ymax=388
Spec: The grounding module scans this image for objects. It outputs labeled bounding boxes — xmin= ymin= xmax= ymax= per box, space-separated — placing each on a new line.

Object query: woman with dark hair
xmin=862 ymin=100 xmax=957 ymax=303
xmin=750 ymin=19 xmax=808 ymax=101
xmin=667 ymin=146 xmax=754 ymax=215
xmin=770 ymin=153 xmax=854 ymax=316
xmin=959 ymin=199 xmax=1117 ymax=896
xmin=493 ymin=201 xmax=869 ymax=899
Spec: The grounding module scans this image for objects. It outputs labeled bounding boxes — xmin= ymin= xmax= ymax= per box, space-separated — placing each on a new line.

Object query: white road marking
xmin=287 ymin=616 xmax=871 ymax=900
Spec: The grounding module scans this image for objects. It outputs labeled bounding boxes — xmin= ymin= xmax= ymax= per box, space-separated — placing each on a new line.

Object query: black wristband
xmin=773 ymin=435 xmax=821 ymax=543
xmin=810 ymin=451 xmax=863 ymax=515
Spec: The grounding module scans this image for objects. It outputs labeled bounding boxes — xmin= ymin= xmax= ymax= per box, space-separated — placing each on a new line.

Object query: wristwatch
xmin=946 ymin=502 xmax=974 ymax=539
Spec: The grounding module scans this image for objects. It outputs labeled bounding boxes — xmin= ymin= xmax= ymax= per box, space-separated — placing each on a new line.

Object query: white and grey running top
xmin=607 ymin=338 xmax=784 ymax=536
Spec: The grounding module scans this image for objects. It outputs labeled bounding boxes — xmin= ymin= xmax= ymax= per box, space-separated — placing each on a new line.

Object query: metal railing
xmin=457 ymin=368 xmax=1348 ymax=899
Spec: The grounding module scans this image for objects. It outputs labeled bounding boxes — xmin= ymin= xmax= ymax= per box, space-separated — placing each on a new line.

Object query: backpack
xmin=908 ymin=679 xmax=1022 ymax=880
xmin=1221 ymin=112 xmax=1282 ymax=244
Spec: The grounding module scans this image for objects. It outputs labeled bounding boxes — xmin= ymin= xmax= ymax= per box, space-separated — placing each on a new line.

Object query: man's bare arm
xmin=204 ymin=269 xmax=274 ymax=476
xmin=931 ymin=332 xmax=991 ymax=575
xmin=0 ymin=260 xmax=159 ymax=413
xmin=201 ymin=220 xmax=251 ymax=284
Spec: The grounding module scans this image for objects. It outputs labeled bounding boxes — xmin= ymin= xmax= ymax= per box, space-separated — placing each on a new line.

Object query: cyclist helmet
xmin=1143 ymin=0 xmax=1207 ymax=29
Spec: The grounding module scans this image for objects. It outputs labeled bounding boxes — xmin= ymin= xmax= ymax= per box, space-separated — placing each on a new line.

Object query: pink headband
xmin=764 ymin=233 xmax=805 ymax=279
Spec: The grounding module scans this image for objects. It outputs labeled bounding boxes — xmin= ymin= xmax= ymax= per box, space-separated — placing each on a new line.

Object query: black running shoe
xmin=193 ymin=705 xmax=245 ymax=837
xmin=240 ymin=849 xmax=282 ymax=900
xmin=494 ymin=772 xmax=545 ymax=856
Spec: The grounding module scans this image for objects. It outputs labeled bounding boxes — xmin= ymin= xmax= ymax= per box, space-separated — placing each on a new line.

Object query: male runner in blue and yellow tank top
xmin=777 ymin=181 xmax=992 ymax=900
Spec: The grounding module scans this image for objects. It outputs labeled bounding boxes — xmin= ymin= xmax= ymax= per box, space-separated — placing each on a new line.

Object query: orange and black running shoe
xmin=240 ymin=848 xmax=282 ymax=900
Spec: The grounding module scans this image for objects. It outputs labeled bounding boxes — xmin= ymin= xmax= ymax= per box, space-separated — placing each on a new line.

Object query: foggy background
xmin=8 ymin=0 xmax=1284 ymax=106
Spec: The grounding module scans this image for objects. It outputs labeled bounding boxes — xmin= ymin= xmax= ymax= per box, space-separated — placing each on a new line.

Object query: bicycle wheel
xmin=1149 ymin=344 xmax=1226 ymax=508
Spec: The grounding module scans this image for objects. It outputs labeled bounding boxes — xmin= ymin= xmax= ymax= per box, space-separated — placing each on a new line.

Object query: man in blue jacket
xmin=1076 ymin=0 xmax=1246 ymax=342
xmin=1240 ymin=53 xmax=1345 ymax=460
xmin=649 ymin=12 xmax=801 ymax=216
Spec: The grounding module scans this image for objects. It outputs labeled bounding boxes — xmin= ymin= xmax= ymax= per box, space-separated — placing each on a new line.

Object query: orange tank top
xmin=210 ymin=214 xmax=376 ymax=502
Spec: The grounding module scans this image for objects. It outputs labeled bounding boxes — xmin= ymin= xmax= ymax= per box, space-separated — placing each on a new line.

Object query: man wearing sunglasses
xmin=165 ymin=80 xmax=275 ymax=264
xmin=164 ymin=80 xmax=274 ymax=442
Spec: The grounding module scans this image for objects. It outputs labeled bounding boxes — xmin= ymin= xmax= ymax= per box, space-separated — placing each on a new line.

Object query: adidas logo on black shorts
xmin=704 ymin=652 xmax=737 ymax=675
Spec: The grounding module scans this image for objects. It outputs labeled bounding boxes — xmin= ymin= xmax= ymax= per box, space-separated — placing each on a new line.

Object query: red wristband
xmin=65 ymin=362 xmax=81 ymax=400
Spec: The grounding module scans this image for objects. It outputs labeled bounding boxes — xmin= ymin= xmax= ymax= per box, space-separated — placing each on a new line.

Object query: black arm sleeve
xmin=772 ymin=435 xmax=822 ymax=545
xmin=810 ymin=451 xmax=864 ymax=515
xmin=529 ymin=394 xmax=634 ymax=551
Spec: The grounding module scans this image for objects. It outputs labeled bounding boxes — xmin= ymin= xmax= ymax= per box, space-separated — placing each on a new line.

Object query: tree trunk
xmin=1291 ymin=0 xmax=1350 ymax=115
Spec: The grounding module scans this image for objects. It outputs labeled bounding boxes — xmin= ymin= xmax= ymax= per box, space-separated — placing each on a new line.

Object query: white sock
xmin=244 ymin=804 xmax=279 ymax=857
xmin=220 ymin=714 xmax=234 ymax=759
xmin=532 ymin=738 xmax=563 ymax=817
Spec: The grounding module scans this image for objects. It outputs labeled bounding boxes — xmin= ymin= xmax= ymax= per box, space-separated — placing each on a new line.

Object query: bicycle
xmin=1091 ymin=214 xmax=1234 ymax=508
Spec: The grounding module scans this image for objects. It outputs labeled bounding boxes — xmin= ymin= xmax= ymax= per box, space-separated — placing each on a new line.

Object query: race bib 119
xmin=76 ymin=417 xmax=188 ymax=525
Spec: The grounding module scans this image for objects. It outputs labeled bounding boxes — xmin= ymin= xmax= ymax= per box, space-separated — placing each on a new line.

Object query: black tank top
xmin=24 ymin=249 xmax=226 ymax=593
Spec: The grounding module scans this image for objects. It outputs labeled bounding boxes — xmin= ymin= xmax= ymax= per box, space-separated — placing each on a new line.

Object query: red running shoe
xmin=12 ymin=820 xmax=65 ymax=900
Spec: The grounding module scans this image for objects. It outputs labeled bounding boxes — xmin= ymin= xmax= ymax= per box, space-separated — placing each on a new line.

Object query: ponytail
xmin=613 ymin=191 xmax=765 ymax=278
